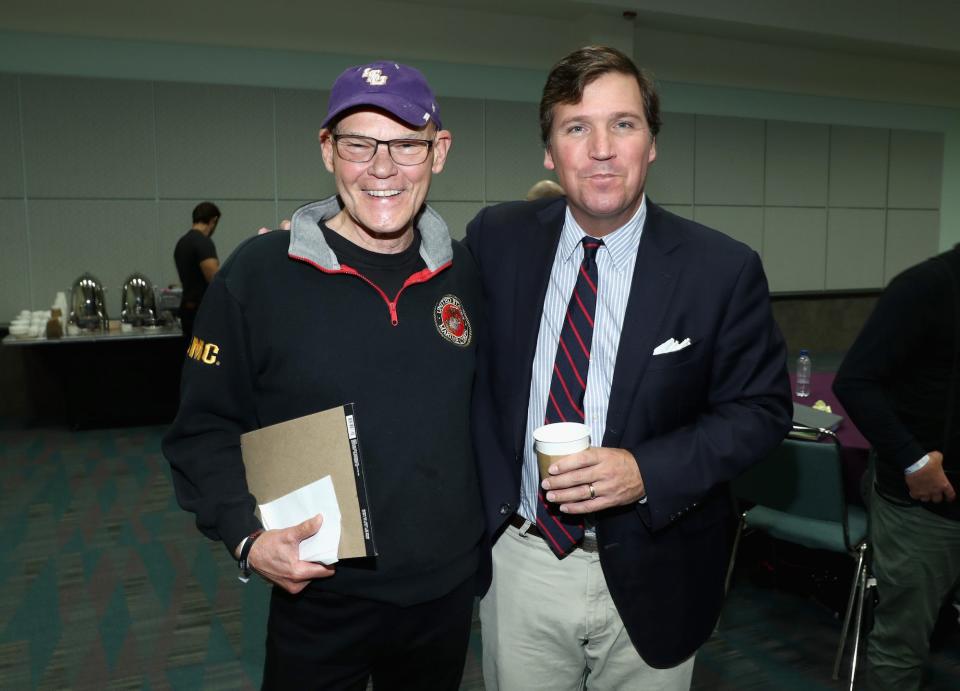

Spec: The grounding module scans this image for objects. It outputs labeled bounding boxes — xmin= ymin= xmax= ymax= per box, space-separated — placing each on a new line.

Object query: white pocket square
xmin=652 ymin=337 xmax=691 ymax=356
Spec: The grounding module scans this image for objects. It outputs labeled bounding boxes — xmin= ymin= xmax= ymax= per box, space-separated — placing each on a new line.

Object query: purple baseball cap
xmin=322 ymin=61 xmax=441 ymax=130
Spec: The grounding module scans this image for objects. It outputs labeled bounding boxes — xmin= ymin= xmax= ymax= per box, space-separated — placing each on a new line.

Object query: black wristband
xmin=238 ymin=529 xmax=264 ymax=583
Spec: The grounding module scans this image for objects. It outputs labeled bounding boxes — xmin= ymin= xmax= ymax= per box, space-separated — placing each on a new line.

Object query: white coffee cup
xmin=533 ymin=422 xmax=590 ymax=483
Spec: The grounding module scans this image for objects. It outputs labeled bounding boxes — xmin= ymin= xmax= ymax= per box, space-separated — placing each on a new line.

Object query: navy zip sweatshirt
xmin=163 ymin=197 xmax=485 ymax=605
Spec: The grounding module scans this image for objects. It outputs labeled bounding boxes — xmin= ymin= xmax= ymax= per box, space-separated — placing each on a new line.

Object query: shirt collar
xmin=558 ymin=195 xmax=646 ymax=273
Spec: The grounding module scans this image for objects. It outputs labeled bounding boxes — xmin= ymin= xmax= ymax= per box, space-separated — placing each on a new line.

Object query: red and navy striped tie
xmin=537 ymin=237 xmax=603 ymax=558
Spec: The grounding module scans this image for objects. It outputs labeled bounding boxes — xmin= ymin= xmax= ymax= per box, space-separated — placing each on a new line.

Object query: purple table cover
xmin=791 ymin=371 xmax=871 ymax=506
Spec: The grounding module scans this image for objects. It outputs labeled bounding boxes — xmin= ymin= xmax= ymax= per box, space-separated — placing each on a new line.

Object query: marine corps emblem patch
xmin=434 ymin=294 xmax=472 ymax=347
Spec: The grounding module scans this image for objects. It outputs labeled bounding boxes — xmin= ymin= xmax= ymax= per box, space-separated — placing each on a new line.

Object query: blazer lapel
xmin=603 ymin=202 xmax=682 ymax=447
xmin=510 ymin=200 xmax=565 ymax=451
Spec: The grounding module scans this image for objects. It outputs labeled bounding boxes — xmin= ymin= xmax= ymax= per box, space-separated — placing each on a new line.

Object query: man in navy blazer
xmin=467 ymin=46 xmax=792 ymax=689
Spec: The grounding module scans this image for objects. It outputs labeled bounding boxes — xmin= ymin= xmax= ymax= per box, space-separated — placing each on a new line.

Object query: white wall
xmin=1 ymin=14 xmax=958 ymax=317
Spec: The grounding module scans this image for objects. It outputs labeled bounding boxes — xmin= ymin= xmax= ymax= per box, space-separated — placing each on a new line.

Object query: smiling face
xmin=544 ymin=71 xmax=656 ymax=238
xmin=320 ymin=109 xmax=451 ymax=253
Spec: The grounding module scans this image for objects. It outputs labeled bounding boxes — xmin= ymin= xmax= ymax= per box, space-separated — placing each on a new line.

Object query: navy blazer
xmin=467 ymin=197 xmax=791 ymax=668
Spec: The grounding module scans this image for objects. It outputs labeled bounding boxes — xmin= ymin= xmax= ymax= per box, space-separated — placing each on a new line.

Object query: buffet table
xmin=2 ymin=325 xmax=184 ymax=428
xmin=2 ymin=325 xmax=182 ymax=346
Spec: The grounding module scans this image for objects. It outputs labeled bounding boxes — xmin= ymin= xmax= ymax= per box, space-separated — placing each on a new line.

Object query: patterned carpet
xmin=1 ymin=423 xmax=957 ymax=689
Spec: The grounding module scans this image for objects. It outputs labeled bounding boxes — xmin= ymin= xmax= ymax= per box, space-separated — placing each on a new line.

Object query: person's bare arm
xmin=200 ymin=258 xmax=220 ymax=283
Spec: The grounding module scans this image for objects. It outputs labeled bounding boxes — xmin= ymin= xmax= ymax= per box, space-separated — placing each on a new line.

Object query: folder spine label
xmin=343 ymin=403 xmax=376 ymax=555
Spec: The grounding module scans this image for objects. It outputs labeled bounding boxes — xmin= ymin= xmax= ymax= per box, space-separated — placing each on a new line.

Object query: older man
xmin=163 ymin=61 xmax=483 ymax=690
xmin=468 ymin=46 xmax=791 ymax=689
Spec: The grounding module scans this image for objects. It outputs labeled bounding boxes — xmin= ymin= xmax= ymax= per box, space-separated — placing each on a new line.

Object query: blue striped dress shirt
xmin=519 ymin=197 xmax=647 ymax=523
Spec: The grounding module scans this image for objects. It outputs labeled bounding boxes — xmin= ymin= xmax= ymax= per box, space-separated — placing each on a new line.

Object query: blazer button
xmin=499 ymin=503 xmax=513 ymax=515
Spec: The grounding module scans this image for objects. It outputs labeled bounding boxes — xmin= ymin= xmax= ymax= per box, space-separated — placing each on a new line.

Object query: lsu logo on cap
xmin=362 ymin=68 xmax=388 ymax=86
xmin=434 ymin=294 xmax=471 ymax=347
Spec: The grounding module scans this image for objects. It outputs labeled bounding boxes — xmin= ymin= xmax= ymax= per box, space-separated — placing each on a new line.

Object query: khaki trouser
xmin=480 ymin=520 xmax=695 ymax=691
xmin=866 ymin=486 xmax=960 ymax=690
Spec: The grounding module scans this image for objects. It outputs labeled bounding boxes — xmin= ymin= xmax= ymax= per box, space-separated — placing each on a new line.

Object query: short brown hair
xmin=192 ymin=201 xmax=221 ymax=224
xmin=539 ymin=45 xmax=661 ymax=146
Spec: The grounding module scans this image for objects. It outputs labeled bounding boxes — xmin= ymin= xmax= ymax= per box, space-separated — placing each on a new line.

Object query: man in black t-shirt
xmin=173 ymin=201 xmax=221 ymax=343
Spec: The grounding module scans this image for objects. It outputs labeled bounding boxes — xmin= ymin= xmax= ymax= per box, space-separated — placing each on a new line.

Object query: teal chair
xmin=724 ymin=425 xmax=872 ymax=690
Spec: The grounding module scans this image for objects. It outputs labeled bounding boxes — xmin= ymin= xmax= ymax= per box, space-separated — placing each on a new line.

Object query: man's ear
xmin=544 ymin=145 xmax=555 ymax=172
xmin=431 ymin=129 xmax=453 ymax=174
xmin=320 ymin=129 xmax=335 ymax=173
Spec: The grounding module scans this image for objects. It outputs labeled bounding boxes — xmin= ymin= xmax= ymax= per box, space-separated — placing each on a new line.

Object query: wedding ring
xmin=589 ymin=483 xmax=596 ymax=499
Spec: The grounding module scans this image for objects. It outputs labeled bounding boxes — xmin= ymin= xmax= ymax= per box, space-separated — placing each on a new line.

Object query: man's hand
xmin=906 ymin=451 xmax=956 ymax=503
xmin=541 ymin=447 xmax=645 ymax=513
xmin=245 ymin=514 xmax=336 ymax=593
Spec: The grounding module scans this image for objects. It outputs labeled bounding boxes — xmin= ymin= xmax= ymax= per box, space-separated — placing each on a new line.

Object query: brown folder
xmin=240 ymin=403 xmax=376 ymax=559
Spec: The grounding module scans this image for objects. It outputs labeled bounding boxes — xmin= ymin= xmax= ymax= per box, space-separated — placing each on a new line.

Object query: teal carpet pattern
xmin=0 ymin=426 xmax=267 ymax=689
xmin=1 ymin=423 xmax=958 ymax=689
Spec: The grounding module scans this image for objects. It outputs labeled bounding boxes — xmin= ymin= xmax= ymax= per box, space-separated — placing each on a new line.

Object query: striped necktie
xmin=537 ymin=237 xmax=603 ymax=558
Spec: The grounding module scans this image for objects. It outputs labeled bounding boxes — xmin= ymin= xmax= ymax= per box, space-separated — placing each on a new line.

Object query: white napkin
xmin=258 ymin=475 xmax=342 ymax=565
xmin=652 ymin=337 xmax=691 ymax=355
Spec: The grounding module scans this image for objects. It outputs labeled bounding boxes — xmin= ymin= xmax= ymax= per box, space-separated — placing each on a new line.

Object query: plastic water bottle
xmin=795 ymin=349 xmax=812 ymax=398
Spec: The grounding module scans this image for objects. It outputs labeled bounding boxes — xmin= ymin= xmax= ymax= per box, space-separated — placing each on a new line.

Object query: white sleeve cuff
xmin=904 ymin=454 xmax=930 ymax=475
xmin=235 ymin=536 xmax=249 ymax=558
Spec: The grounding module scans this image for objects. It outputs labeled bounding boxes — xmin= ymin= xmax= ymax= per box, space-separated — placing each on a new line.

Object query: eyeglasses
xmin=332 ymin=134 xmax=434 ymax=166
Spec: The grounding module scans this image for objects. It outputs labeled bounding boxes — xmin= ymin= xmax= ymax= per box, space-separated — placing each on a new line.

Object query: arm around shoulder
xmin=200 ymin=257 xmax=220 ymax=283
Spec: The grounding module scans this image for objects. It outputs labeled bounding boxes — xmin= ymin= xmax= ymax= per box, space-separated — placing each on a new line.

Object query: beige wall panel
xmin=763 ymin=207 xmax=827 ymax=292
xmin=159 ymin=199 xmax=276 ymax=288
xmin=428 ymin=200 xmax=485 ymax=241
xmin=765 ymin=120 xmax=829 ymax=207
xmin=0 ymin=75 xmax=24 ymax=198
xmin=888 ymin=130 xmax=944 ymax=210
xmin=828 ymin=125 xmax=889 ymax=208
xmin=694 ymin=115 xmax=764 ymax=205
xmin=156 ymin=82 xmax=275 ymax=200
xmin=0 ymin=200 xmax=30 ymax=316
xmin=28 ymin=200 xmax=160 ymax=314
xmin=694 ymin=205 xmax=764 ymax=255
xmin=430 ymin=97 xmax=484 ymax=202
xmin=661 ymin=205 xmax=693 ymax=221
xmin=645 ymin=113 xmax=694 ymax=205
xmin=484 ymin=100 xmax=550 ymax=202
xmin=275 ymin=88 xmax=334 ymax=202
xmin=20 ymin=76 xmax=155 ymax=198
xmin=279 ymin=199 xmax=314 ymax=227
xmin=825 ymin=209 xmax=885 ymax=290
xmin=884 ymin=209 xmax=940 ymax=283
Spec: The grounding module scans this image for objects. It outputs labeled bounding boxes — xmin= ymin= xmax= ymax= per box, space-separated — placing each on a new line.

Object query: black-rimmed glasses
xmin=332 ymin=134 xmax=434 ymax=166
